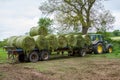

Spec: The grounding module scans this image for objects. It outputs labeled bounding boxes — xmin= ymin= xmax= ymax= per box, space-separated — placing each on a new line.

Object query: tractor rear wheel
xmin=94 ymin=43 xmax=103 ymax=54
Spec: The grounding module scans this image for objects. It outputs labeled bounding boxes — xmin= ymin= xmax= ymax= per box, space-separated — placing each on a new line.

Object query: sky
xmin=0 ymin=0 xmax=120 ymax=41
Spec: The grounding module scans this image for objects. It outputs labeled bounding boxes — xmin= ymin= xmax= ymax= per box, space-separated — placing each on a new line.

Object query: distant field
xmin=111 ymin=36 xmax=120 ymax=41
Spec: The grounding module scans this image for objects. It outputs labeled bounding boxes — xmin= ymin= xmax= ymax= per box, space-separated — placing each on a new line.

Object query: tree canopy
xmin=39 ymin=0 xmax=115 ymax=34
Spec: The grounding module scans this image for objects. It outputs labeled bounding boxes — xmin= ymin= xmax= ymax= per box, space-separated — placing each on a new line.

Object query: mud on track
xmin=0 ymin=57 xmax=120 ymax=80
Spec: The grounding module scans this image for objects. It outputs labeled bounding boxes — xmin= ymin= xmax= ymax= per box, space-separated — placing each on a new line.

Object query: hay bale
xmin=7 ymin=36 xmax=18 ymax=47
xmin=30 ymin=26 xmax=48 ymax=36
xmin=74 ymin=34 xmax=85 ymax=48
xmin=57 ymin=35 xmax=67 ymax=48
xmin=15 ymin=36 xmax=35 ymax=52
xmin=65 ymin=34 xmax=77 ymax=48
xmin=45 ymin=34 xmax=58 ymax=50
xmin=82 ymin=34 xmax=92 ymax=46
xmin=33 ymin=35 xmax=48 ymax=50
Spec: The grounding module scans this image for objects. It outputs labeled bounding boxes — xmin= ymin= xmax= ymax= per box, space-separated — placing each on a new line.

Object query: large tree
xmin=39 ymin=0 xmax=114 ymax=34
xmin=38 ymin=17 xmax=53 ymax=33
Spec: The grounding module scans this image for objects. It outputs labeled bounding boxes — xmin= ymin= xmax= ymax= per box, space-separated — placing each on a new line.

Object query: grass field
xmin=111 ymin=36 xmax=120 ymax=41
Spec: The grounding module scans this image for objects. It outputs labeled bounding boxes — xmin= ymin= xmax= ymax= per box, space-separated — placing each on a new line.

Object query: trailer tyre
xmin=29 ymin=51 xmax=39 ymax=62
xmin=40 ymin=51 xmax=49 ymax=61
xmin=79 ymin=49 xmax=86 ymax=57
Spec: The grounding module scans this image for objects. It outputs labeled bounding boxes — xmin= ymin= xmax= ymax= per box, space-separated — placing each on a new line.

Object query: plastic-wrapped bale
xmin=30 ymin=26 xmax=48 ymax=36
xmin=45 ymin=34 xmax=58 ymax=50
xmin=57 ymin=35 xmax=67 ymax=48
xmin=15 ymin=36 xmax=35 ymax=52
xmin=29 ymin=27 xmax=39 ymax=36
xmin=65 ymin=34 xmax=77 ymax=48
xmin=33 ymin=35 xmax=48 ymax=50
xmin=74 ymin=34 xmax=85 ymax=48
xmin=82 ymin=34 xmax=92 ymax=46
xmin=7 ymin=36 xmax=18 ymax=47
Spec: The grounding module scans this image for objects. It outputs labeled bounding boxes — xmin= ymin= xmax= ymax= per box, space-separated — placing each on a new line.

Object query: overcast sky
xmin=0 ymin=0 xmax=120 ymax=41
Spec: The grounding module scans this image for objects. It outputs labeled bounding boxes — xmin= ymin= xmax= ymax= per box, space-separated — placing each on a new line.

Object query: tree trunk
xmin=82 ymin=27 xmax=89 ymax=35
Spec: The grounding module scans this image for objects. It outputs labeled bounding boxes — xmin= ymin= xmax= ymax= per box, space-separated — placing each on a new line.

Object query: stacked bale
xmin=30 ymin=26 xmax=48 ymax=36
xmin=65 ymin=34 xmax=77 ymax=48
xmin=7 ymin=36 xmax=18 ymax=47
xmin=15 ymin=36 xmax=35 ymax=52
xmin=74 ymin=34 xmax=85 ymax=48
xmin=33 ymin=35 xmax=48 ymax=50
xmin=82 ymin=34 xmax=92 ymax=46
xmin=45 ymin=34 xmax=58 ymax=50
xmin=57 ymin=35 xmax=67 ymax=48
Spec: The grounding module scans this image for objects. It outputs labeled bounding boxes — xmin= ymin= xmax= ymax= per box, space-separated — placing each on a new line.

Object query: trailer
xmin=4 ymin=46 xmax=87 ymax=63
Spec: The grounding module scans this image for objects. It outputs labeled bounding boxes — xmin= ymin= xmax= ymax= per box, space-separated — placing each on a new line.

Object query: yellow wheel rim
xmin=109 ymin=47 xmax=112 ymax=53
xmin=97 ymin=45 xmax=103 ymax=54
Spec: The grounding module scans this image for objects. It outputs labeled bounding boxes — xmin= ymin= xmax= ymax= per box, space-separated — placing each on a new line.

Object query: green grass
xmin=0 ymin=48 xmax=7 ymax=63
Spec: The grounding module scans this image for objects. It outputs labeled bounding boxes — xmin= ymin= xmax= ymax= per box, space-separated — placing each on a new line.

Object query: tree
xmin=39 ymin=0 xmax=113 ymax=34
xmin=38 ymin=17 xmax=53 ymax=33
xmin=93 ymin=10 xmax=115 ymax=33
xmin=113 ymin=30 xmax=120 ymax=36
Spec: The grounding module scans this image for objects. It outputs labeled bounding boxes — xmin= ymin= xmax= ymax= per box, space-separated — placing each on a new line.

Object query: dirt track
xmin=0 ymin=56 xmax=120 ymax=80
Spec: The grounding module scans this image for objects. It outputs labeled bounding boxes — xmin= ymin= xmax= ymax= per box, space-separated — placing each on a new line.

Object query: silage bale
xmin=45 ymin=34 xmax=58 ymax=50
xmin=33 ymin=35 xmax=48 ymax=50
xmin=29 ymin=27 xmax=39 ymax=36
xmin=74 ymin=34 xmax=85 ymax=48
xmin=30 ymin=26 xmax=48 ymax=36
xmin=7 ymin=36 xmax=18 ymax=47
xmin=57 ymin=35 xmax=67 ymax=48
xmin=15 ymin=36 xmax=35 ymax=52
xmin=82 ymin=34 xmax=92 ymax=46
xmin=65 ymin=34 xmax=77 ymax=48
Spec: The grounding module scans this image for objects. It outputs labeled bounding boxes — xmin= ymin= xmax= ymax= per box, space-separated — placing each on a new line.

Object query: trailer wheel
xmin=79 ymin=49 xmax=86 ymax=57
xmin=40 ymin=51 xmax=49 ymax=61
xmin=29 ymin=51 xmax=39 ymax=62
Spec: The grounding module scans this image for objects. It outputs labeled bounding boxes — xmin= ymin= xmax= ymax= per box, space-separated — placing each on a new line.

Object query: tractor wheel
xmin=107 ymin=46 xmax=113 ymax=53
xmin=29 ymin=51 xmax=39 ymax=62
xmin=40 ymin=51 xmax=49 ymax=61
xmin=79 ymin=49 xmax=86 ymax=57
xmin=94 ymin=43 xmax=103 ymax=54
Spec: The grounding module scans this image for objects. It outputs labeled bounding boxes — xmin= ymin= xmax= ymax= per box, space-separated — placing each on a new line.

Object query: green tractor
xmin=87 ymin=34 xmax=113 ymax=54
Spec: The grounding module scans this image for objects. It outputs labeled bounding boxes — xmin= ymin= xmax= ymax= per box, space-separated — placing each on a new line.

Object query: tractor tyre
xmin=107 ymin=46 xmax=113 ymax=53
xmin=94 ymin=43 xmax=103 ymax=54
xmin=29 ymin=51 xmax=39 ymax=62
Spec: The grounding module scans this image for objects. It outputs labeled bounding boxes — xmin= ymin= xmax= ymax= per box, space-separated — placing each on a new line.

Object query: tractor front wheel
xmin=107 ymin=46 xmax=113 ymax=53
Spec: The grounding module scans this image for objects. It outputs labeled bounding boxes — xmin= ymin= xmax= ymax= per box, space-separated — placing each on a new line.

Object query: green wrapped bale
xmin=7 ymin=36 xmax=18 ymax=47
xmin=65 ymin=34 xmax=77 ymax=48
xmin=82 ymin=34 xmax=92 ymax=46
xmin=29 ymin=27 xmax=39 ymax=36
xmin=74 ymin=34 xmax=85 ymax=48
xmin=30 ymin=26 xmax=48 ymax=36
xmin=33 ymin=35 xmax=48 ymax=50
xmin=57 ymin=35 xmax=67 ymax=48
xmin=15 ymin=36 xmax=35 ymax=52
xmin=45 ymin=34 xmax=58 ymax=50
